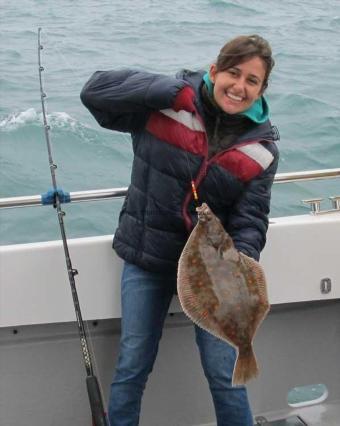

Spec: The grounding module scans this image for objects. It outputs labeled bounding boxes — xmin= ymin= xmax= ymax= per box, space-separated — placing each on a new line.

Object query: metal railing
xmin=0 ymin=188 xmax=128 ymax=209
xmin=273 ymin=168 xmax=340 ymax=184
xmin=1 ymin=168 xmax=340 ymax=210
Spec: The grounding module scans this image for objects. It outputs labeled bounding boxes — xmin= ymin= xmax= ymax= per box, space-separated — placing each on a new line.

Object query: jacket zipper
xmin=181 ymin=132 xmax=274 ymax=232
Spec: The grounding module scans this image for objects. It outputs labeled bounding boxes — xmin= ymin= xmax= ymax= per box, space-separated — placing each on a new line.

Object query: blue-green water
xmin=1 ymin=0 xmax=340 ymax=245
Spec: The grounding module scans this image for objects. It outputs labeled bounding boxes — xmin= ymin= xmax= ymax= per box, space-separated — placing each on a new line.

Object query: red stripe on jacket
xmin=214 ymin=149 xmax=263 ymax=182
xmin=146 ymin=111 xmax=206 ymax=155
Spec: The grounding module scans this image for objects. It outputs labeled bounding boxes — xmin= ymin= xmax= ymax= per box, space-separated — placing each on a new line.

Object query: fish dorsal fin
xmin=239 ymin=253 xmax=269 ymax=304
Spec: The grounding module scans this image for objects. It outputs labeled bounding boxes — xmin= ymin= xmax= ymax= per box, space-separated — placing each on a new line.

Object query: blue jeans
xmin=108 ymin=262 xmax=253 ymax=426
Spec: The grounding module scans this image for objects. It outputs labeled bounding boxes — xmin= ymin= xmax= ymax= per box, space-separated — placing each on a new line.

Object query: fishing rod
xmin=37 ymin=28 xmax=108 ymax=426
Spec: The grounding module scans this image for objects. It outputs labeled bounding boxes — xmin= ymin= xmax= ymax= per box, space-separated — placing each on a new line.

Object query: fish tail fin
xmin=232 ymin=346 xmax=259 ymax=386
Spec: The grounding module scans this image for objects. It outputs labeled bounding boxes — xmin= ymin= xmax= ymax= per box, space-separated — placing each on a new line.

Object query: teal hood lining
xmin=202 ymin=72 xmax=269 ymax=124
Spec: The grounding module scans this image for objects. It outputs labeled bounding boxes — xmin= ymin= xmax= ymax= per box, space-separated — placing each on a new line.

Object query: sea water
xmin=1 ymin=0 xmax=340 ymax=244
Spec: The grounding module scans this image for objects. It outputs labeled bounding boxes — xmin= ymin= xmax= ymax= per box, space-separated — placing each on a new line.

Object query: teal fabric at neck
xmin=202 ymin=72 xmax=269 ymax=124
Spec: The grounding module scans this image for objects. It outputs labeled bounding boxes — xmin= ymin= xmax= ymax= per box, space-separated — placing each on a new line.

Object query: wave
xmin=0 ymin=107 xmax=132 ymax=165
xmin=0 ymin=48 xmax=21 ymax=59
xmin=0 ymin=108 xmax=81 ymax=132
xmin=274 ymin=93 xmax=340 ymax=115
xmin=208 ymin=0 xmax=260 ymax=14
xmin=0 ymin=108 xmax=38 ymax=130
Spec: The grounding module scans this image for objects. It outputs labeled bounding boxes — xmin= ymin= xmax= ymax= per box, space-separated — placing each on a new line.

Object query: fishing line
xmin=37 ymin=28 xmax=108 ymax=426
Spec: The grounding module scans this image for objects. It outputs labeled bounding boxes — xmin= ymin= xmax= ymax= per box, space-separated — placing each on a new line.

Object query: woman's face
xmin=209 ymin=56 xmax=266 ymax=114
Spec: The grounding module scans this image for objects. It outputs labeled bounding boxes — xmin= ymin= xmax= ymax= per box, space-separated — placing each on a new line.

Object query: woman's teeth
xmin=226 ymin=92 xmax=243 ymax=102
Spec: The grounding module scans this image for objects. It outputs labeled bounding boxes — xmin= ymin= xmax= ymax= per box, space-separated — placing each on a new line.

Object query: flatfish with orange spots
xmin=177 ymin=203 xmax=270 ymax=385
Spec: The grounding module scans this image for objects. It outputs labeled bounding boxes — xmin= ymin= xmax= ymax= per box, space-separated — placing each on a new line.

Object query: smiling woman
xmin=80 ymin=33 xmax=279 ymax=426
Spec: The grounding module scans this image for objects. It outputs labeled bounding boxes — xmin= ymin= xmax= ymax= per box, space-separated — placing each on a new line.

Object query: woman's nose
xmin=231 ymin=77 xmax=246 ymax=94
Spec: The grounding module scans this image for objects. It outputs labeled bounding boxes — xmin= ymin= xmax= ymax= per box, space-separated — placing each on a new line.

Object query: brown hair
xmin=215 ymin=35 xmax=274 ymax=92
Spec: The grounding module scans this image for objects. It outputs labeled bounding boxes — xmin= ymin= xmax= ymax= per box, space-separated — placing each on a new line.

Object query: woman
xmin=81 ymin=34 xmax=279 ymax=426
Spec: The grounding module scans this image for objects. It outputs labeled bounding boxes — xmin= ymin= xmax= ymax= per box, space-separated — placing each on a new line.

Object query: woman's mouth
xmin=225 ymin=91 xmax=244 ymax=102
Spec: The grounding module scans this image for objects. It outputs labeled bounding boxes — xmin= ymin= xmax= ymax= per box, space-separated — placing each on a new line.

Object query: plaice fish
xmin=177 ymin=203 xmax=270 ymax=385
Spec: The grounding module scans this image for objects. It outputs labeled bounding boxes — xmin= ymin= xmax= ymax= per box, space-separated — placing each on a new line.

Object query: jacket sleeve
xmin=227 ymin=142 xmax=279 ymax=261
xmin=80 ymin=69 xmax=187 ymax=132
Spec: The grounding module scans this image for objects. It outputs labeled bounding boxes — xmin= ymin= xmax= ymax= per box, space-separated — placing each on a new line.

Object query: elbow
xmin=80 ymin=71 xmax=102 ymax=108
xmin=80 ymin=85 xmax=91 ymax=108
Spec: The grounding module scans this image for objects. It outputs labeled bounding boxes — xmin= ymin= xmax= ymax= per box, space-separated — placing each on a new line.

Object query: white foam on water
xmin=0 ymin=108 xmax=80 ymax=131
xmin=48 ymin=111 xmax=78 ymax=128
xmin=0 ymin=108 xmax=38 ymax=130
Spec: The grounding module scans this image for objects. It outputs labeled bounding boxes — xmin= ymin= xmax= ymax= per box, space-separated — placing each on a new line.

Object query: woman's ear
xmin=209 ymin=64 xmax=217 ymax=83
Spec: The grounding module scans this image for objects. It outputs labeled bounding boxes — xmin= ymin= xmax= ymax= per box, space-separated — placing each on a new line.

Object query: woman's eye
xmin=228 ymin=69 xmax=237 ymax=76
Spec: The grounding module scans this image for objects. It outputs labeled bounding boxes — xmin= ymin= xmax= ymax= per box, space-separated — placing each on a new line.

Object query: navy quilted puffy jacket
xmin=81 ymin=69 xmax=279 ymax=272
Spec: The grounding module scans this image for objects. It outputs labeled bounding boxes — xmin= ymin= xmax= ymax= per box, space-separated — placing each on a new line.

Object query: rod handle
xmin=86 ymin=375 xmax=109 ymax=426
